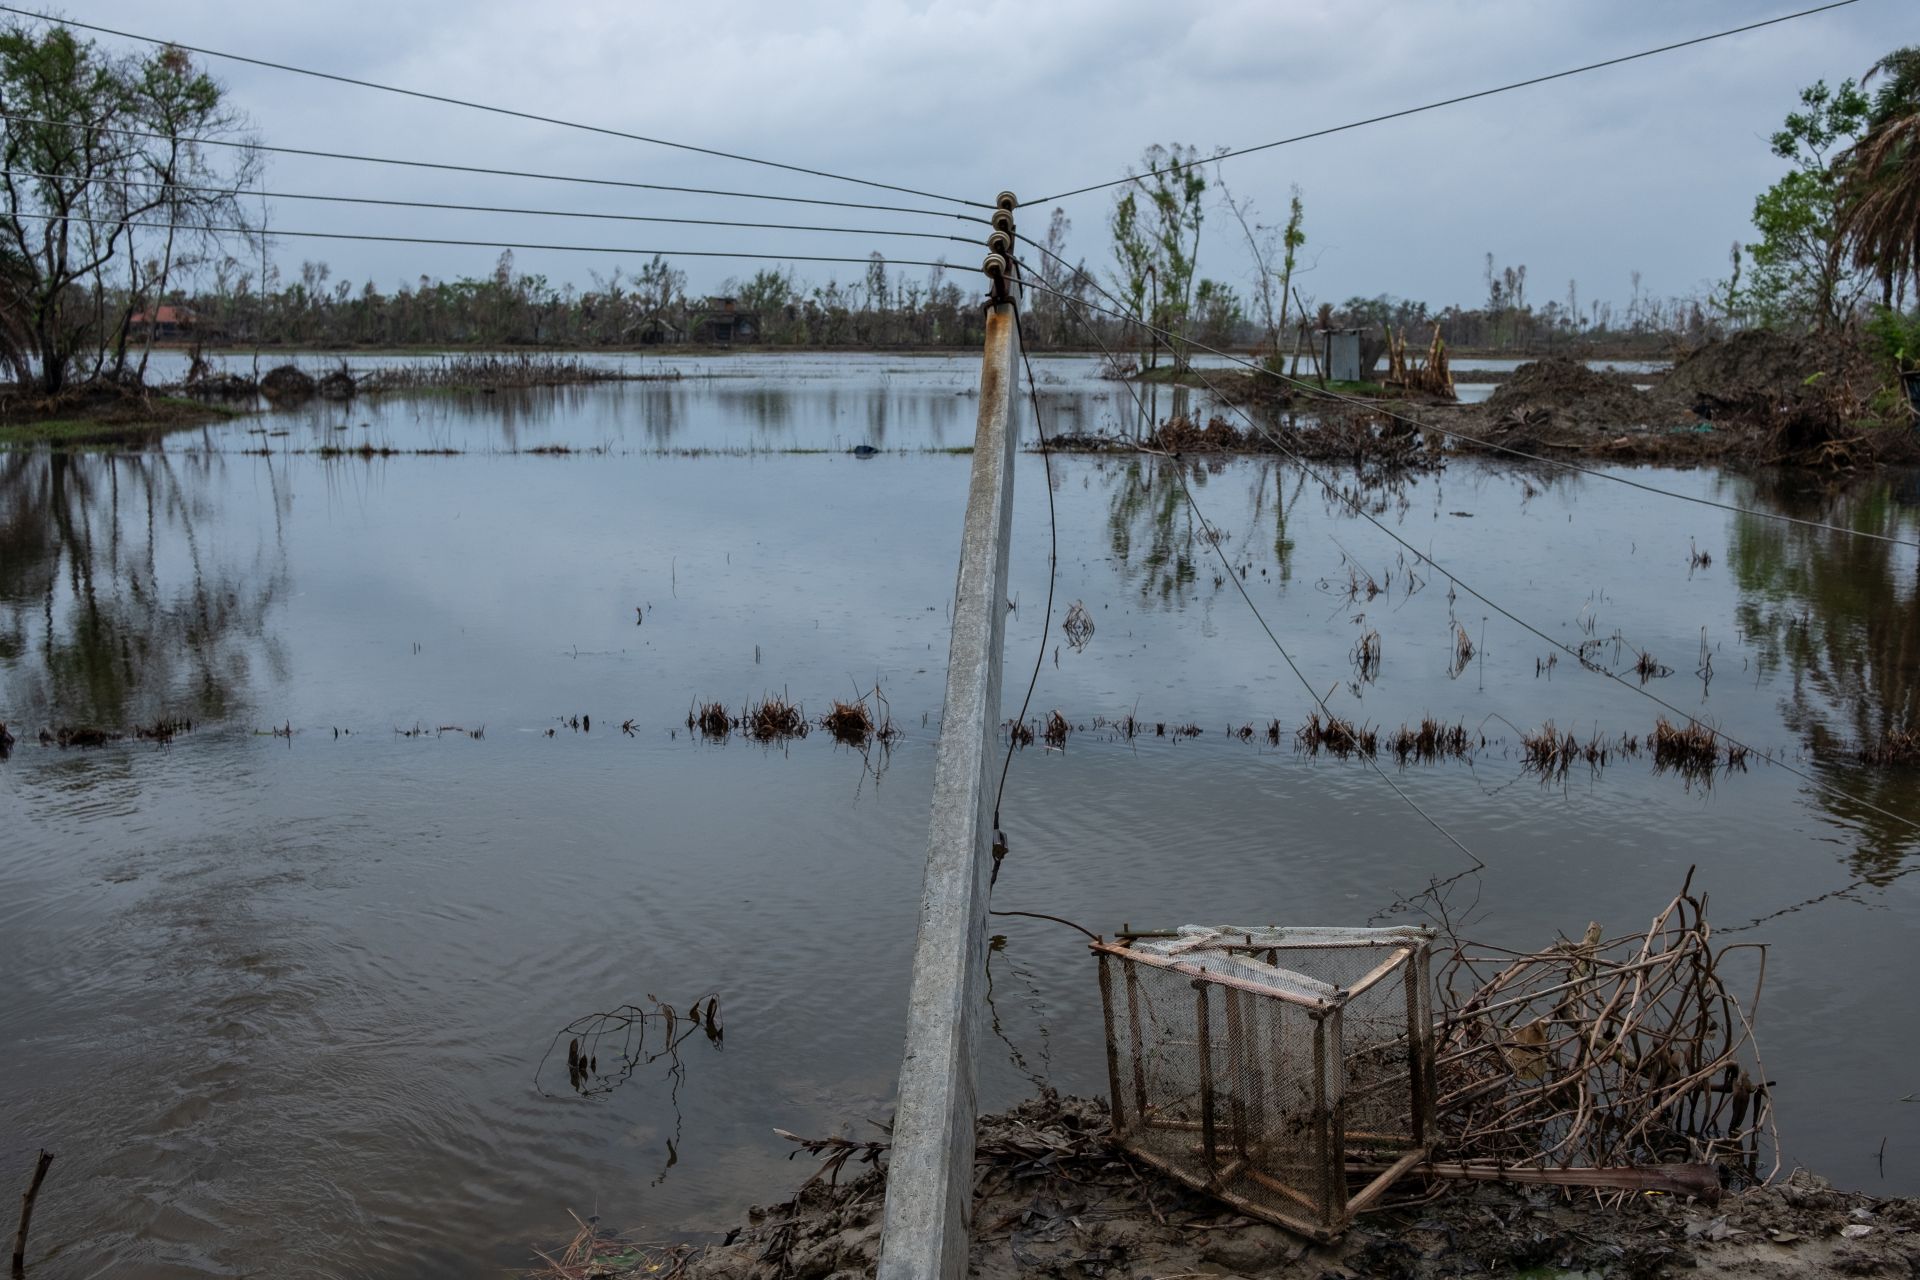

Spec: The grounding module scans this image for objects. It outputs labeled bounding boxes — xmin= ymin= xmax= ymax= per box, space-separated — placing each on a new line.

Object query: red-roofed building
xmin=128 ymin=305 xmax=200 ymax=340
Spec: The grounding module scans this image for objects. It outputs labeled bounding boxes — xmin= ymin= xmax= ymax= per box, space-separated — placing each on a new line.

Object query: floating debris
xmin=1351 ymin=628 xmax=1382 ymax=683
xmin=1061 ymin=600 xmax=1096 ymax=651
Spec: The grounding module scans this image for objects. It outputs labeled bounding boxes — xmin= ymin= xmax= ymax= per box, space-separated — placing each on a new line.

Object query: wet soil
xmin=549 ymin=1097 xmax=1920 ymax=1280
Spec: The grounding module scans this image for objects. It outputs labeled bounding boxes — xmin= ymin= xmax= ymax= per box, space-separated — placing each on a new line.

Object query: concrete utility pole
xmin=876 ymin=194 xmax=1022 ymax=1280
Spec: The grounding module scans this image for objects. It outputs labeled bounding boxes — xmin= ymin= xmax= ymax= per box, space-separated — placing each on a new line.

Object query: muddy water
xmin=1 ymin=354 xmax=1916 ymax=1277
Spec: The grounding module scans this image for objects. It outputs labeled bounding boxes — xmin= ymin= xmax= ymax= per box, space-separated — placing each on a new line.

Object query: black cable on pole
xmin=1025 ymin=268 xmax=1920 ymax=849
xmin=1 ymin=6 xmax=986 ymax=208
xmin=1014 ymin=239 xmax=1920 ymax=553
xmin=0 ymin=168 xmax=984 ymax=247
xmin=0 ymin=111 xmax=987 ymax=224
xmin=9 ymin=210 xmax=966 ymax=272
xmin=1031 ymin=0 xmax=1865 ymax=203
xmin=991 ymin=296 xmax=1059 ymax=843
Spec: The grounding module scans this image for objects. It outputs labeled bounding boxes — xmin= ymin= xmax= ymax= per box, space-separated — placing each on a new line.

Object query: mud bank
xmin=534 ymin=1097 xmax=1919 ymax=1280
xmin=1082 ymin=332 xmax=1919 ymax=468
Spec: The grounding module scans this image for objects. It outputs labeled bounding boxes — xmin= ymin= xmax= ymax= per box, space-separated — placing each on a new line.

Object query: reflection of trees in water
xmin=1106 ymin=457 xmax=1198 ymax=604
xmin=1102 ymin=457 xmax=1303 ymax=602
xmin=1726 ymin=471 xmax=1920 ymax=879
xmin=0 ymin=451 xmax=287 ymax=728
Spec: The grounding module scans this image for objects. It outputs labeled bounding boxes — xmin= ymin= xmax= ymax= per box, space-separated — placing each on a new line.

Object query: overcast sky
xmin=48 ymin=0 xmax=1916 ymax=311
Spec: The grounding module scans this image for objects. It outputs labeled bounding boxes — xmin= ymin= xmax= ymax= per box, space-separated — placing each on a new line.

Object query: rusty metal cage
xmin=1093 ymin=925 xmax=1435 ymax=1240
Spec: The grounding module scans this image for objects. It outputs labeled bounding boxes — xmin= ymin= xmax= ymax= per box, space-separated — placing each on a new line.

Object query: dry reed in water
xmin=745 ymin=695 xmax=808 ymax=743
xmin=689 ymin=701 xmax=735 ymax=740
xmin=1296 ymin=711 xmax=1378 ymax=758
xmin=1389 ymin=716 xmax=1474 ymax=764
xmin=1043 ymin=711 xmax=1071 ymax=748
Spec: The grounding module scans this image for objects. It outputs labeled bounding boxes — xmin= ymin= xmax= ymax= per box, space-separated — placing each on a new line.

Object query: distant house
xmin=632 ymin=314 xmax=685 ymax=346
xmin=691 ymin=296 xmax=761 ymax=345
xmin=128 ymin=305 xmax=202 ymax=341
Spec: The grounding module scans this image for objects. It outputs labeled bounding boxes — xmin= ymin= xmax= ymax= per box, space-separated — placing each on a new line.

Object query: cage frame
xmin=1091 ymin=925 xmax=1436 ymax=1241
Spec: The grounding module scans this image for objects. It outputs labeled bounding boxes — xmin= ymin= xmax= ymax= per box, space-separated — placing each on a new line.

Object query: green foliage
xmin=1108 ymin=144 xmax=1213 ymax=371
xmin=1864 ymin=305 xmax=1920 ymax=371
xmin=0 ymin=19 xmax=254 ymax=390
xmin=1742 ymin=78 xmax=1873 ymax=329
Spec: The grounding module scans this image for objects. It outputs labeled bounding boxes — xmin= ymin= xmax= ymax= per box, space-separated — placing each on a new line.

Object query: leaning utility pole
xmin=876 ymin=194 xmax=1022 ymax=1280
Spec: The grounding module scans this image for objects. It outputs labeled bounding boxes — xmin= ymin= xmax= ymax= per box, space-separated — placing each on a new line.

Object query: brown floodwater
xmin=1 ymin=353 xmax=1916 ymax=1277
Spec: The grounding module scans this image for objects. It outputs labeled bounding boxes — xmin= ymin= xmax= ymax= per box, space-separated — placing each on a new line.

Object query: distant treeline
xmin=145 ymin=248 xmax=1718 ymax=358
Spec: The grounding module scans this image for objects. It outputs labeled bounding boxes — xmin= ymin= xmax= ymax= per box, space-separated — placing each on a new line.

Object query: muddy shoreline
xmin=1092 ymin=334 xmax=1920 ymax=469
xmin=533 ymin=1096 xmax=1920 ymax=1279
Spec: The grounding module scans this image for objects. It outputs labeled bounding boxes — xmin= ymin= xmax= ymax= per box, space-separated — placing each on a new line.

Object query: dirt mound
xmin=258 ymin=364 xmax=315 ymax=402
xmin=1483 ymin=357 xmax=1650 ymax=427
xmin=1654 ymin=330 xmax=1875 ymax=420
xmin=316 ymin=368 xmax=357 ymax=400
xmin=543 ymin=1097 xmax=1920 ymax=1280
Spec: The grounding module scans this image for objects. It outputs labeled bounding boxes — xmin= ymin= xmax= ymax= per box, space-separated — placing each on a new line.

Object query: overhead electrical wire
xmin=1023 ymin=262 xmax=1488 ymax=888
xmin=0 ymin=168 xmax=985 ymax=248
xmin=7 ymin=210 xmax=964 ymax=272
xmin=1019 ymin=268 xmax=1920 ymax=849
xmin=1013 ymin=238 xmax=1920 ymax=552
xmin=0 ymin=112 xmax=987 ymax=225
xmin=0 ymin=6 xmax=984 ymax=208
xmin=1031 ymin=0 xmax=1867 ymax=203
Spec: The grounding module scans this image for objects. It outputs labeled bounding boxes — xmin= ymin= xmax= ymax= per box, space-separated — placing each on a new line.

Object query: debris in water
xmin=1042 ymin=710 xmax=1071 ymax=748
xmin=1296 ymin=711 xmax=1377 ymax=758
xmin=1351 ymin=628 xmax=1382 ymax=684
xmin=1061 ymin=599 xmax=1096 ymax=651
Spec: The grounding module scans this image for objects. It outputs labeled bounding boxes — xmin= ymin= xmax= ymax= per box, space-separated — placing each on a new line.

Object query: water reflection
xmin=1726 ymin=471 xmax=1920 ymax=880
xmin=0 ymin=451 xmax=286 ymax=728
xmin=1104 ymin=456 xmax=1303 ymax=601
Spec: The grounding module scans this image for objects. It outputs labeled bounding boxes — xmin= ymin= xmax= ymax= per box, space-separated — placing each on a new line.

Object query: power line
xmin=1031 ymin=0 xmax=1866 ymax=203
xmin=1014 ymin=237 xmax=1920 ymax=552
xmin=1032 ymin=261 xmax=1489 ymax=888
xmin=0 ymin=111 xmax=986 ymax=225
xmin=2 ymin=6 xmax=984 ymax=208
xmin=1025 ymin=269 xmax=1920 ymax=849
xmin=0 ymin=168 xmax=984 ymax=248
xmin=7 ymin=210 xmax=966 ymax=273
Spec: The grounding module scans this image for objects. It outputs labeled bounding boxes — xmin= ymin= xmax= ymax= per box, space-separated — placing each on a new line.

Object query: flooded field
xmin=1 ymin=353 xmax=1916 ymax=1277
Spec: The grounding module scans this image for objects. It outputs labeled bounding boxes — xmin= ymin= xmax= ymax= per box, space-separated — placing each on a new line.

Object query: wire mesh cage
xmin=1093 ymin=925 xmax=1435 ymax=1240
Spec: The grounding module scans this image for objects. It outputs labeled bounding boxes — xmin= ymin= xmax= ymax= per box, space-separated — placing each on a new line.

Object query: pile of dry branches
xmin=1434 ymin=875 xmax=1774 ymax=1189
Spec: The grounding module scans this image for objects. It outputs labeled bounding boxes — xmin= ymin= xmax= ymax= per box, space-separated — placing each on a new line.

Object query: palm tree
xmin=1837 ymin=47 xmax=1920 ymax=306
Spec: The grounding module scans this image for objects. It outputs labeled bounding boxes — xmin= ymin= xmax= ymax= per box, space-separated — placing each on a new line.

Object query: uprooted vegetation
xmin=1050 ymin=330 xmax=1918 ymax=470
